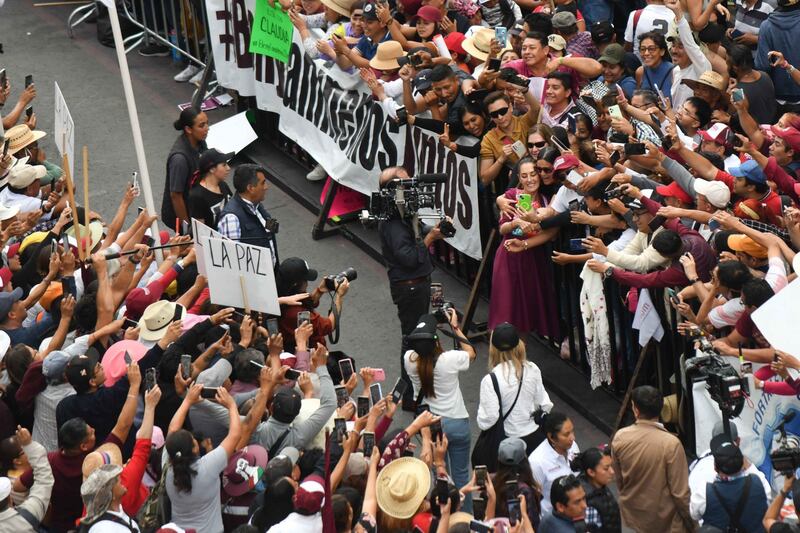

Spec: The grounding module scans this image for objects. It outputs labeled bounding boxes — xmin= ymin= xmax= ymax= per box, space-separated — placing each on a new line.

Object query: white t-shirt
xmin=404 ymin=349 xmax=470 ymax=419
xmin=624 ymin=5 xmax=677 ymax=60
xmin=165 ymin=446 xmax=228 ymax=533
xmin=549 ymin=186 xmax=582 ymax=214
xmin=708 ymin=257 xmax=788 ymax=328
xmin=529 ymin=439 xmax=580 ymax=516
xmin=88 ymin=510 xmax=142 ymax=532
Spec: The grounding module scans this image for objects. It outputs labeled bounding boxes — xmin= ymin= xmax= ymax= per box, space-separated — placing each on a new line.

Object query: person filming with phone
xmin=276 ymin=257 xmax=350 ymax=352
xmin=404 ymin=309 xmax=475 ymax=494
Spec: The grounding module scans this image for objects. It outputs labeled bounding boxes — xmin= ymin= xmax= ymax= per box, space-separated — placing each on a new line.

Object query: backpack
xmin=77 ymin=512 xmax=138 ymax=533
xmin=136 ymin=464 xmax=172 ymax=533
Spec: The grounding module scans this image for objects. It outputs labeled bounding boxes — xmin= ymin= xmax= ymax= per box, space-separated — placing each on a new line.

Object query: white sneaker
xmin=306 ymin=164 xmax=327 ymax=182
xmin=174 ymin=64 xmax=200 ymax=83
xmin=189 ymin=68 xmax=206 ymax=86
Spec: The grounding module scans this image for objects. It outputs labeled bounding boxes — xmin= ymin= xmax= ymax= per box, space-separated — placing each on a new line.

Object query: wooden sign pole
xmin=62 ymin=150 xmax=83 ymax=262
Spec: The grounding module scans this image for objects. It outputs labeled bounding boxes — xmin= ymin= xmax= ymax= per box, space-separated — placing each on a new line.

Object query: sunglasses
xmin=489 ymin=107 xmax=509 ymax=119
xmin=528 ymin=141 xmax=547 ymax=148
xmin=535 ymin=166 xmax=553 ymax=173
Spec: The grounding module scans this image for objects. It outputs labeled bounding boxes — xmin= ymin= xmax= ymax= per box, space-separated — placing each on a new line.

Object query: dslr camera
xmin=771 ymin=412 xmax=800 ymax=475
xmin=433 ymin=302 xmax=458 ymax=324
xmin=324 ymin=267 xmax=358 ymax=291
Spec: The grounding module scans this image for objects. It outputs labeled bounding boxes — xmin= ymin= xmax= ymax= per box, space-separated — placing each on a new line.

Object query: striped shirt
xmin=734 ymin=0 xmax=774 ymax=36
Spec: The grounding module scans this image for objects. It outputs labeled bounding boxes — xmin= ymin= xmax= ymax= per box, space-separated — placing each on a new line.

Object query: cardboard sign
xmin=206 ymin=111 xmax=258 ymax=155
xmin=191 ymin=218 xmax=224 ymax=276
xmin=54 ymin=82 xmax=75 ymax=178
xmin=203 ymin=236 xmax=280 ymax=315
xmin=248 ymin=0 xmax=293 ymax=63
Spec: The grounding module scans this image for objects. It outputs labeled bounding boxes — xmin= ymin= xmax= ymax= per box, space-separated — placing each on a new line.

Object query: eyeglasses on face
xmin=535 ymin=165 xmax=553 ymax=173
xmin=639 ymin=46 xmax=660 ymax=54
xmin=488 ymin=107 xmax=509 ymax=119
xmin=528 ymin=141 xmax=547 ymax=148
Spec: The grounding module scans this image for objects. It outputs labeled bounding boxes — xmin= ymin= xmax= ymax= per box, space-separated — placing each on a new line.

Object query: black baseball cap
xmin=65 ymin=349 xmax=100 ymax=394
xmin=199 ymin=148 xmax=234 ymax=175
xmin=272 ymin=386 xmax=302 ymax=423
xmin=362 ymin=2 xmax=379 ymax=21
xmin=590 ymin=21 xmax=614 ymax=44
xmin=278 ymin=258 xmax=318 ymax=287
xmin=491 ymin=322 xmax=520 ymax=351
xmin=710 ymin=434 xmax=743 ymax=476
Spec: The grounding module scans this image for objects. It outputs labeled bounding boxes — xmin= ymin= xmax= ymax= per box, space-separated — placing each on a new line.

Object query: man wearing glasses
xmin=479 ymin=87 xmax=541 ymax=186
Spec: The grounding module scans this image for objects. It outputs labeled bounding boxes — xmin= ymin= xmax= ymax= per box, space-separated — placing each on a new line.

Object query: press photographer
xmin=371 ymin=166 xmax=453 ymax=410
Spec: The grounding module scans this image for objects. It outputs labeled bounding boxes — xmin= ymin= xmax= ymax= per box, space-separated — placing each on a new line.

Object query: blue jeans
xmin=442 ymin=417 xmax=471 ymax=510
xmin=578 ymin=0 xmax=612 ymax=25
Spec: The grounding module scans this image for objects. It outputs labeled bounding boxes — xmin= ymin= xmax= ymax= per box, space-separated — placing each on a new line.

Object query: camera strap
xmin=327 ymin=289 xmax=342 ymax=345
xmin=437 ymin=324 xmax=474 ymax=351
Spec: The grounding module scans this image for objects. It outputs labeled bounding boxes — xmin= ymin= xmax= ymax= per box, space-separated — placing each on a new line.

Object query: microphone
xmin=414 ymin=173 xmax=447 ymax=184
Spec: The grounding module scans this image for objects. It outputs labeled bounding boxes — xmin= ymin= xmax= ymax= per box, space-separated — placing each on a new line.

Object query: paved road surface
xmin=1 ymin=0 xmax=610 ymax=451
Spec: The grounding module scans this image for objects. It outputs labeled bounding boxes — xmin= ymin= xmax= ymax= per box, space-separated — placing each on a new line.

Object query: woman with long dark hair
xmin=161 ymin=107 xmax=209 ymax=228
xmin=572 ymin=447 xmax=621 ymax=532
xmin=164 ymin=383 xmax=242 ymax=533
xmin=494 ymin=437 xmax=542 ymax=529
xmin=403 ymin=310 xmax=476 ymax=492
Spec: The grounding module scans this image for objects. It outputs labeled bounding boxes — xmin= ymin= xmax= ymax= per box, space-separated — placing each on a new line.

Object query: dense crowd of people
xmin=4 ymin=0 xmax=800 ymax=529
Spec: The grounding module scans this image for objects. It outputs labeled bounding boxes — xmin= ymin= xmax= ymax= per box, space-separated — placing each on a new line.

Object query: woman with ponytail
xmin=161 ymin=107 xmax=209 ymax=228
xmin=404 ymin=309 xmax=475 ymax=493
xmin=164 ymin=383 xmax=242 ymax=533
xmin=571 ymin=446 xmax=620 ymax=532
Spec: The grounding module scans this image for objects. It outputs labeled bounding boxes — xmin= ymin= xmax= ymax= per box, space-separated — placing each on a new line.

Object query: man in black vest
xmin=377 ymin=166 xmax=446 ymax=410
xmin=217 ymin=164 xmax=279 ymax=267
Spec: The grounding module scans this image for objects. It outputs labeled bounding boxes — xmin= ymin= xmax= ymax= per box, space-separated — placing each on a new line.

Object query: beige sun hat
xmin=5 ymin=124 xmax=46 ymax=156
xmin=139 ymin=300 xmax=186 ymax=341
xmin=376 ymin=457 xmax=431 ymax=519
xmin=369 ymin=41 xmax=406 ymax=71
xmin=462 ymin=27 xmax=495 ymax=62
xmin=321 ymin=0 xmax=355 ymax=17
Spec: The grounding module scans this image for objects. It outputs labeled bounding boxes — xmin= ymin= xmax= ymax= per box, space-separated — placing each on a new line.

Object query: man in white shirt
xmin=689 ymin=420 xmax=772 ymax=521
xmin=624 ymin=0 xmax=677 ymax=61
xmin=0 ymin=163 xmax=58 ymax=220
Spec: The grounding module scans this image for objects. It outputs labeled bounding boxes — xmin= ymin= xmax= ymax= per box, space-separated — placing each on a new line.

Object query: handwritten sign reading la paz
xmin=203 ymin=236 xmax=280 ymax=315
xmin=191 ymin=218 xmax=224 ymax=276
xmin=54 ymin=82 xmax=75 ymax=179
xmin=249 ymin=0 xmax=293 ymax=63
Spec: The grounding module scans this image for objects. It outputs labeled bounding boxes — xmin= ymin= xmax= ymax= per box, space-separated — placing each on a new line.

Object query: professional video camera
xmin=685 ymin=330 xmax=748 ymax=417
xmin=360 ymin=173 xmax=456 ymax=238
xmin=771 ymin=412 xmax=800 ymax=475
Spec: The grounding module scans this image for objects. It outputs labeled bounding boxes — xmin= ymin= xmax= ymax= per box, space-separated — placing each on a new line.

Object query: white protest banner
xmin=54 ymin=82 xmax=75 ymax=178
xmin=202 ymin=1 xmax=482 ymax=259
xmin=191 ymin=217 xmax=225 ymax=276
xmin=206 ymin=111 xmax=258 ymax=154
xmin=752 ymin=278 xmax=800 ymax=358
xmin=203 ymin=236 xmax=280 ymax=315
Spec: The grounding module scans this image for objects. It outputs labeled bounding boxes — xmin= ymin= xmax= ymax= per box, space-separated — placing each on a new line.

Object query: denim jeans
xmin=578 ymin=0 xmax=612 ymax=25
xmin=442 ymin=417 xmax=471 ymax=510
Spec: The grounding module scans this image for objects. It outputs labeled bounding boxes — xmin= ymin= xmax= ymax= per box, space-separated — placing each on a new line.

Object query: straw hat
xmin=5 ymin=124 xmax=46 ymax=156
xmin=139 ymin=300 xmax=186 ymax=341
xmin=376 ymin=457 xmax=431 ymax=519
xmin=321 ymin=0 xmax=355 ymax=18
xmin=681 ymin=71 xmax=726 ymax=92
xmin=369 ymin=41 xmax=406 ymax=71
xmin=65 ymin=220 xmax=104 ymax=255
xmin=82 ymin=442 xmax=123 ymax=480
xmin=462 ymin=28 xmax=495 ymax=62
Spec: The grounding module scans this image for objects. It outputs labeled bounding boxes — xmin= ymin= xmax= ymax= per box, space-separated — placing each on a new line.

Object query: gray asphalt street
xmin=1 ymin=1 xmax=609 ymax=449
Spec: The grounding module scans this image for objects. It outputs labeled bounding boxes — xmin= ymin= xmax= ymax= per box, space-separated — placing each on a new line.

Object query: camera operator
xmin=377 ymin=166 xmax=447 ymax=410
xmin=276 ymin=257 xmax=350 ymax=352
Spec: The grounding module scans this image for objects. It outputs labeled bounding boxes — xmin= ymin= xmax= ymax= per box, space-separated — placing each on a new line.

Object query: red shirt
xmin=714 ymin=169 xmax=783 ymax=226
xmin=119 ymin=438 xmax=151 ymax=516
xmin=278 ymin=304 xmax=333 ymax=352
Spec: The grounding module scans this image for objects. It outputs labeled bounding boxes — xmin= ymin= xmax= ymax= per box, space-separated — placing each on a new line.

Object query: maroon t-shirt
xmin=21 ymin=433 xmax=123 ymax=532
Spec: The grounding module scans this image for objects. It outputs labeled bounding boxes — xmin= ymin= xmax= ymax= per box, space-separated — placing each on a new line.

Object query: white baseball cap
xmin=694 ymin=179 xmax=731 ymax=209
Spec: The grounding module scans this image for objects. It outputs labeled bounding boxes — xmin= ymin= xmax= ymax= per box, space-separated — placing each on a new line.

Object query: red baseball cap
xmin=0 ymin=268 xmax=11 ymax=289
xmin=6 ymin=243 xmax=20 ymax=260
xmin=656 ymin=181 xmax=693 ymax=205
xmin=553 ymin=154 xmax=580 ymax=172
xmin=411 ymin=5 xmax=442 ymax=22
xmin=443 ymin=32 xmax=466 ymax=56
xmin=125 ymin=286 xmax=162 ymax=321
xmin=771 ymin=125 xmax=800 ymax=153
xmin=698 ymin=123 xmax=732 ymax=148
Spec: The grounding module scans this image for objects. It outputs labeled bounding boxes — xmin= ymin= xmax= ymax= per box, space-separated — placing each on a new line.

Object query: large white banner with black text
xmin=206 ymin=0 xmax=481 ymax=259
